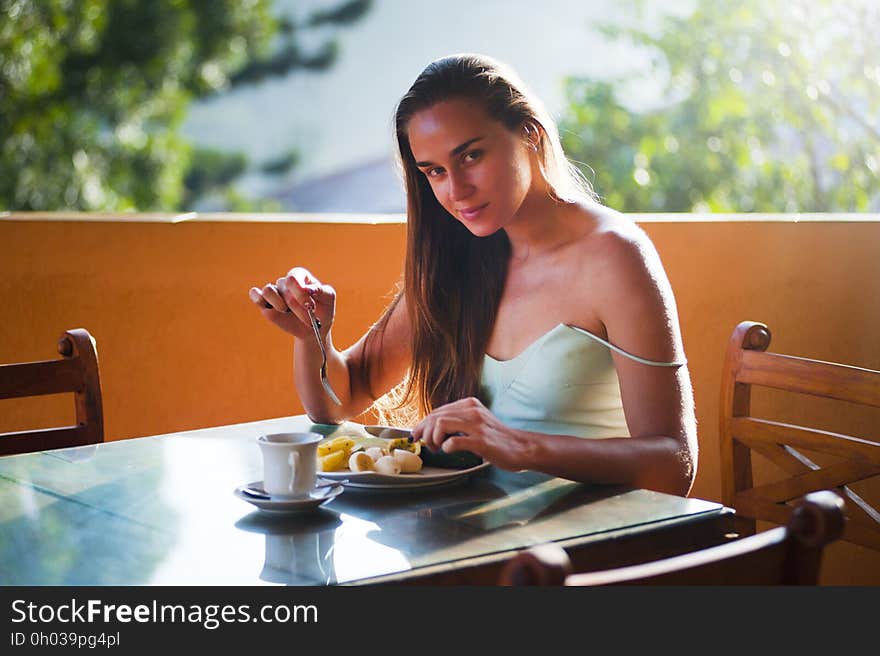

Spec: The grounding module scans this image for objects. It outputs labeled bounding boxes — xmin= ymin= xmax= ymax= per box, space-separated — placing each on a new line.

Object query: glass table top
xmin=0 ymin=416 xmax=723 ymax=585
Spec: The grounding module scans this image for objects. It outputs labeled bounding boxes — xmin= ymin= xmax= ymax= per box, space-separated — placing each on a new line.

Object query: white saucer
xmin=234 ymin=479 xmax=344 ymax=513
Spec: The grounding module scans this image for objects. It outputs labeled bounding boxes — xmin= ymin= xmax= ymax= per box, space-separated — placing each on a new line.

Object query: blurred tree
xmin=259 ymin=150 xmax=299 ymax=176
xmin=181 ymin=148 xmax=248 ymax=210
xmin=0 ymin=0 xmax=371 ymax=211
xmin=561 ymin=0 xmax=880 ymax=212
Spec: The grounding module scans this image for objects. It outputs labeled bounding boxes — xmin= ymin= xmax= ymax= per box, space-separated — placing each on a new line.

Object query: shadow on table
xmin=356 ymin=474 xmax=627 ymax=560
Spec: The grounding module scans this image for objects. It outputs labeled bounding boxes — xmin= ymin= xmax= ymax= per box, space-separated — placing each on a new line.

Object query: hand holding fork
xmin=248 ymin=267 xmax=342 ymax=406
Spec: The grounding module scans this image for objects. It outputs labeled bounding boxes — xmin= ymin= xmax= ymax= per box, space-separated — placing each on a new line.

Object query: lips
xmin=457 ymin=202 xmax=489 ymax=221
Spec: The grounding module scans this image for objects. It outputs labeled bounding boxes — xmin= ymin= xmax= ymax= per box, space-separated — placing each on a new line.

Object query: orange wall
xmin=2 ymin=214 xmax=878 ymax=583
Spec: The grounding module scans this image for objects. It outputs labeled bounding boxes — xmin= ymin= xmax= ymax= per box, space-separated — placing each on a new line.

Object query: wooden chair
xmin=0 ymin=328 xmax=104 ymax=456
xmin=720 ymin=321 xmax=880 ymax=550
xmin=501 ymin=490 xmax=845 ymax=585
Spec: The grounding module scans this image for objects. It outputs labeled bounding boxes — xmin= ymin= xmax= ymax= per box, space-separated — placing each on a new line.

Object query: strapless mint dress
xmin=480 ymin=324 xmax=685 ymax=439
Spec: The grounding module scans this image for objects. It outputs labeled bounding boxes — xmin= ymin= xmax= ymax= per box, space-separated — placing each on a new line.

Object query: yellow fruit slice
xmin=317 ymin=436 xmax=356 ymax=457
xmin=318 ymin=449 xmax=347 ymax=472
xmin=384 ymin=438 xmax=420 ymax=455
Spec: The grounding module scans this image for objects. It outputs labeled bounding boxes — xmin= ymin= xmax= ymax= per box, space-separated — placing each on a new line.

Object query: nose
xmin=447 ymin=169 xmax=474 ymax=203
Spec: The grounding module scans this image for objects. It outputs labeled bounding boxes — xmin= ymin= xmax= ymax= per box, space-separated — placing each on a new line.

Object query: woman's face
xmin=407 ymin=97 xmax=536 ymax=237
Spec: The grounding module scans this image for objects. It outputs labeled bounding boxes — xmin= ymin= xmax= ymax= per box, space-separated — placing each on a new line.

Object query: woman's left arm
xmin=413 ymin=226 xmax=698 ymax=496
xmin=581 ymin=225 xmax=699 ymax=495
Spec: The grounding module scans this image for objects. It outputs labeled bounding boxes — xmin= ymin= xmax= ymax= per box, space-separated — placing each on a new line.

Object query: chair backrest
xmin=0 ymin=328 xmax=104 ymax=456
xmin=501 ymin=490 xmax=845 ymax=585
xmin=719 ymin=321 xmax=880 ymax=551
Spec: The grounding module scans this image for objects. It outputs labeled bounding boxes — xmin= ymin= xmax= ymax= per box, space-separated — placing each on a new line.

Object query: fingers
xmin=260 ymin=283 xmax=291 ymax=313
xmin=311 ymin=283 xmax=336 ymax=308
xmin=412 ymin=397 xmax=489 ymax=451
xmin=249 ymin=283 xmax=313 ymax=335
xmin=250 ymin=267 xmax=321 ymax=309
xmin=291 ymin=280 xmax=336 ymax=333
xmin=440 ymin=432 xmax=476 ymax=454
xmin=277 ymin=276 xmax=316 ymax=328
xmin=277 ymin=274 xmax=314 ymax=311
xmin=279 ymin=272 xmax=337 ymax=327
xmin=249 ymin=286 xmax=282 ymax=311
xmin=249 ymin=268 xmax=336 ymax=341
xmin=414 ymin=415 xmax=466 ymax=452
xmin=248 ymin=287 xmax=267 ymax=307
xmin=287 ymin=267 xmax=322 ymax=295
xmin=430 ymin=416 xmax=469 ymax=451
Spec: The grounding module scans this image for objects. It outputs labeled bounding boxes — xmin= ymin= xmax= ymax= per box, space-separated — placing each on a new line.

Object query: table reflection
xmin=235 ymin=510 xmax=342 ymax=585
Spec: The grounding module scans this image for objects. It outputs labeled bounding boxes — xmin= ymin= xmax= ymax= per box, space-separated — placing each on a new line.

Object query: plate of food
xmin=315 ymin=427 xmax=490 ymax=489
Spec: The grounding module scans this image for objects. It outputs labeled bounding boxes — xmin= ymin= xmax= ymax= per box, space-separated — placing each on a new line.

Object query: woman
xmin=249 ymin=54 xmax=698 ymax=496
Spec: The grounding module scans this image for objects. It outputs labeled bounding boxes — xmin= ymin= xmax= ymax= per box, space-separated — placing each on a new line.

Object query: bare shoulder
xmin=576 ymin=203 xmax=683 ymax=360
xmin=567 ymin=203 xmax=663 ymax=289
xmin=587 ymin=204 xmax=657 ymax=265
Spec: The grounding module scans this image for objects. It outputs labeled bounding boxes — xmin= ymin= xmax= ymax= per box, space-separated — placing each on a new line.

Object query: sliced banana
xmin=348 ymin=451 xmax=375 ymax=472
xmin=319 ymin=449 xmax=347 ymax=472
xmin=365 ymin=447 xmax=384 ymax=462
xmin=373 ymin=455 xmax=402 ymax=476
xmin=392 ymin=449 xmax=423 ymax=473
xmin=317 ymin=436 xmax=356 ymax=457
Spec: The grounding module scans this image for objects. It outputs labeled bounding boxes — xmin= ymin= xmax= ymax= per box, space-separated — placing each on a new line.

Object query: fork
xmin=306 ymin=305 xmax=342 ymax=405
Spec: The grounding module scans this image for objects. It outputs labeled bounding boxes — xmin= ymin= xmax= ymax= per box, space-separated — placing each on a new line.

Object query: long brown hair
xmin=372 ymin=53 xmax=595 ymax=426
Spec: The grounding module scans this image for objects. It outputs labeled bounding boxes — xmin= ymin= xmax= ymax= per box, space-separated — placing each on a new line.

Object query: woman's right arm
xmin=248 ymin=267 xmax=411 ymax=424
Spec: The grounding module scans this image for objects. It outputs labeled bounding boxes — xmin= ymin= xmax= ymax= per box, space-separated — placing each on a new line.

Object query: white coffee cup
xmin=258 ymin=432 xmax=322 ymax=497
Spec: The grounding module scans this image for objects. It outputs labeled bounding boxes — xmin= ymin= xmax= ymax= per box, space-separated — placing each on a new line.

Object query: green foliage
xmin=0 ymin=0 xmax=371 ymax=211
xmin=181 ymin=147 xmax=248 ymax=209
xmin=306 ymin=0 xmax=372 ymax=27
xmin=222 ymin=188 xmax=282 ymax=213
xmin=260 ymin=150 xmax=299 ymax=176
xmin=231 ymin=0 xmax=372 ymax=82
xmin=561 ymin=0 xmax=880 ymax=212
